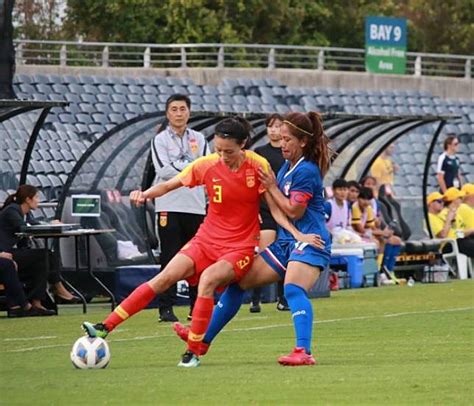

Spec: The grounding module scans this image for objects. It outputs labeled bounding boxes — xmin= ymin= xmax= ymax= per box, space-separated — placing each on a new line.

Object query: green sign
xmin=365 ymin=17 xmax=407 ymax=74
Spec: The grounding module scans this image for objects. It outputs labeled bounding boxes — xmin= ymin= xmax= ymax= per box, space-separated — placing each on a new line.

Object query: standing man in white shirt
xmin=151 ymin=94 xmax=209 ymax=322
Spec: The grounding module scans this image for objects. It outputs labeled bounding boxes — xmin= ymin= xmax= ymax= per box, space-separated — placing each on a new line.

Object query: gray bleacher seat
xmin=142 ymin=104 xmax=156 ymax=113
xmin=172 ymin=85 xmax=188 ymax=94
xmin=202 ymin=85 xmax=218 ymax=95
xmin=202 ymin=104 xmax=219 ymax=113
xmin=187 ymin=85 xmax=203 ymax=95
xmin=158 ymin=85 xmax=173 ymax=94
xmin=218 ymin=104 xmax=233 ymax=113
xmin=143 ymin=94 xmax=159 ymax=104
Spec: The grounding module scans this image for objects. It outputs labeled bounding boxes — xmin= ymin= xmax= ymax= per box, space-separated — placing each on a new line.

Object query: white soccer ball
xmin=70 ymin=336 xmax=110 ymax=369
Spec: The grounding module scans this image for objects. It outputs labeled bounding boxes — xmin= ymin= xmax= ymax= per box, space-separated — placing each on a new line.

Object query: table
xmin=16 ymin=228 xmax=116 ymax=313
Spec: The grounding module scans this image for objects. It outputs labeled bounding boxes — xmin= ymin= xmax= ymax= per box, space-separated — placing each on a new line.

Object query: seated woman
xmin=0 ymin=252 xmax=54 ymax=317
xmin=0 ymin=185 xmax=80 ymax=308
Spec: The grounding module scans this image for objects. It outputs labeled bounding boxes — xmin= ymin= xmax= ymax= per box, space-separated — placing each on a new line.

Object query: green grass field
xmin=1 ymin=281 xmax=473 ymax=405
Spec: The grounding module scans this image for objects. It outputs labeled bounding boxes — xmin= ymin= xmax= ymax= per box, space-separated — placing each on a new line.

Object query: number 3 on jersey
xmin=213 ymin=185 xmax=222 ymax=203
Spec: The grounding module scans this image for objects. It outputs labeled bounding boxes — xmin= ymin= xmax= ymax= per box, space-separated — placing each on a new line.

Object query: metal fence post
xmin=181 ymin=47 xmax=187 ymax=68
xmin=16 ymin=43 xmax=23 ymax=65
xmin=102 ymin=46 xmax=109 ymax=68
xmin=465 ymin=58 xmax=472 ymax=79
xmin=144 ymin=47 xmax=150 ymax=68
xmin=60 ymin=45 xmax=67 ymax=66
xmin=414 ymin=55 xmax=422 ymax=77
xmin=268 ymin=48 xmax=275 ymax=69
xmin=317 ymin=50 xmax=324 ymax=71
xmin=218 ymin=46 xmax=224 ymax=68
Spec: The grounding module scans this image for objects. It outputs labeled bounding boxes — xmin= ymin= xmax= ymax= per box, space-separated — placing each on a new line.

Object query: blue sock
xmin=387 ymin=244 xmax=401 ymax=272
xmin=382 ymin=243 xmax=394 ymax=270
xmin=203 ymin=283 xmax=245 ymax=344
xmin=284 ymin=283 xmax=313 ymax=354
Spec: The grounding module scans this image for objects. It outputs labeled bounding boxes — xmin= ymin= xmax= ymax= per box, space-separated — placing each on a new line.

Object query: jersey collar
xmin=283 ymin=156 xmax=305 ymax=178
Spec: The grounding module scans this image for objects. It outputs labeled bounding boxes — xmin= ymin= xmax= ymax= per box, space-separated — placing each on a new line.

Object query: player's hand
xmin=297 ymin=233 xmax=325 ymax=249
xmin=446 ymin=208 xmax=457 ymax=222
xmin=258 ymin=167 xmax=277 ymax=190
xmin=0 ymin=251 xmax=13 ymax=260
xmin=129 ymin=190 xmax=147 ymax=207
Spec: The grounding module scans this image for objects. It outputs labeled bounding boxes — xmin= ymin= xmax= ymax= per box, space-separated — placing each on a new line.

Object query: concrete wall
xmin=17 ymin=65 xmax=473 ymax=100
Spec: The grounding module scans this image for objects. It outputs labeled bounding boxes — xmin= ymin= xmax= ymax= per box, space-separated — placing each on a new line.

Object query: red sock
xmin=103 ymin=282 xmax=156 ymax=332
xmin=187 ymin=296 xmax=214 ymax=355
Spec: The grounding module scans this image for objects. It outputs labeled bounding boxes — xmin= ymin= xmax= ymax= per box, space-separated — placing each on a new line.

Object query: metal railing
xmin=13 ymin=40 xmax=473 ymax=78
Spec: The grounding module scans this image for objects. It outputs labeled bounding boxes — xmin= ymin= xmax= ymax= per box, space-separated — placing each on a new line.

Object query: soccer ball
xmin=70 ymin=336 xmax=110 ymax=369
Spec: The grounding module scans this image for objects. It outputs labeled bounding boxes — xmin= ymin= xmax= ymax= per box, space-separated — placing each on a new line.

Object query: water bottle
xmin=407 ymin=276 xmax=415 ymax=287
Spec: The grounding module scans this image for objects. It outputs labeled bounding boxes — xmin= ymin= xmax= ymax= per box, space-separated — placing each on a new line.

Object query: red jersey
xmin=178 ymin=150 xmax=270 ymax=249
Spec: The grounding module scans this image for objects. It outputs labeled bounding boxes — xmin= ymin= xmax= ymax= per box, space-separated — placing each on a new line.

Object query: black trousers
xmin=12 ymin=248 xmax=61 ymax=301
xmin=457 ymin=236 xmax=474 ymax=258
xmin=157 ymin=212 xmax=204 ymax=311
xmin=0 ymin=258 xmax=28 ymax=308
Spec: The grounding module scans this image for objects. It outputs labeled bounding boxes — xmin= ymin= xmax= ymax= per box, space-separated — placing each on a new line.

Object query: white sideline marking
xmin=4 ymin=335 xmax=57 ymax=342
xmin=5 ymin=306 xmax=473 ymax=353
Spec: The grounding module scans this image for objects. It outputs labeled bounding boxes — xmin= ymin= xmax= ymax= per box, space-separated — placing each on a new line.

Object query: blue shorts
xmin=260 ymin=239 xmax=330 ymax=279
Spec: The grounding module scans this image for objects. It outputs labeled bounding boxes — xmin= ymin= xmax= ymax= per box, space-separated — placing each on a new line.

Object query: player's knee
xmin=390 ymin=236 xmax=402 ymax=245
xmin=198 ymin=273 xmax=219 ymax=296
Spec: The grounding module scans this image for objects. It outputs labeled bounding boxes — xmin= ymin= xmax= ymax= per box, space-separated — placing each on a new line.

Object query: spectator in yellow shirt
xmin=458 ymin=183 xmax=474 ymax=230
xmin=371 ymin=144 xmax=398 ymax=190
xmin=428 ymin=189 xmax=474 ymax=258
xmin=352 ymin=187 xmax=402 ymax=275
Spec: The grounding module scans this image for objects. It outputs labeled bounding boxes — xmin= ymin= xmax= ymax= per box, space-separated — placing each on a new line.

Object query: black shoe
xmin=276 ymin=299 xmax=290 ymax=311
xmin=159 ymin=308 xmax=179 ymax=323
xmin=7 ymin=307 xmax=40 ymax=318
xmin=34 ymin=307 xmax=56 ymax=316
xmin=249 ymin=303 xmax=261 ymax=313
xmin=8 ymin=306 xmax=55 ymax=317
xmin=55 ymin=294 xmax=82 ymax=304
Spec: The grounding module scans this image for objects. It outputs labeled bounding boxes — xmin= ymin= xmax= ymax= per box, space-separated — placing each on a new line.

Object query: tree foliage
xmin=12 ymin=0 xmax=474 ymax=54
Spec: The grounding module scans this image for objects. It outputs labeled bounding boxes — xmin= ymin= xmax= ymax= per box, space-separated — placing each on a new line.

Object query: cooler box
xmin=330 ymin=248 xmax=364 ymax=288
xmin=114 ymin=265 xmax=191 ymax=308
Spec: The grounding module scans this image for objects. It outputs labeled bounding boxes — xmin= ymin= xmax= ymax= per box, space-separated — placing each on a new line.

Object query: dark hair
xmin=443 ymin=135 xmax=458 ymax=151
xmin=165 ymin=94 xmax=191 ymax=111
xmin=358 ymin=187 xmax=373 ymax=200
xmin=1 ymin=184 xmax=39 ymax=210
xmin=215 ymin=116 xmax=253 ymax=147
xmin=332 ymin=178 xmax=348 ymax=189
xmin=283 ymin=111 xmax=332 ymax=176
xmin=265 ymin=113 xmax=283 ymax=127
xmin=361 ymin=175 xmax=377 ymax=187
xmin=347 ymin=180 xmax=361 ymax=190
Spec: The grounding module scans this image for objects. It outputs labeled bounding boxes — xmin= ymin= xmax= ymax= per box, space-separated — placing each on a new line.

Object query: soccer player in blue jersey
xmin=174 ymin=111 xmax=332 ymax=366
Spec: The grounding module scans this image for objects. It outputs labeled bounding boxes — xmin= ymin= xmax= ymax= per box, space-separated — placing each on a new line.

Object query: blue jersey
xmin=275 ymin=157 xmax=331 ymax=257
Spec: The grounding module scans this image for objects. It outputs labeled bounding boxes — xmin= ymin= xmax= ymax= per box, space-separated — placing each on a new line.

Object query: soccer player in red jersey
xmin=82 ymin=117 xmax=323 ymax=367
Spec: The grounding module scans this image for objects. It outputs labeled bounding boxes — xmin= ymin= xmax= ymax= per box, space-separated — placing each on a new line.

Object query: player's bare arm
xmin=130 ymin=176 xmax=184 ymax=206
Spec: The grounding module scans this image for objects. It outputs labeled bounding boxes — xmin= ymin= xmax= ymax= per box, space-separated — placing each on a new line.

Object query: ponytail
xmin=306 ymin=112 xmax=332 ymax=177
xmin=1 ymin=193 xmax=17 ymax=211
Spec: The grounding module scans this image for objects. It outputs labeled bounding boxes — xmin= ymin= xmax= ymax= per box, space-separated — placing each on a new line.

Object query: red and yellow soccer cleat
xmin=277 ymin=347 xmax=316 ymax=366
xmin=172 ymin=322 xmax=210 ymax=356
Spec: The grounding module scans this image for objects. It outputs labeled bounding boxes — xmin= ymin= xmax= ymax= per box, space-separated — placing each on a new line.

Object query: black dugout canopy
xmin=40 ymin=110 xmax=456 ymax=269
xmin=0 ymin=99 xmax=68 ymax=191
